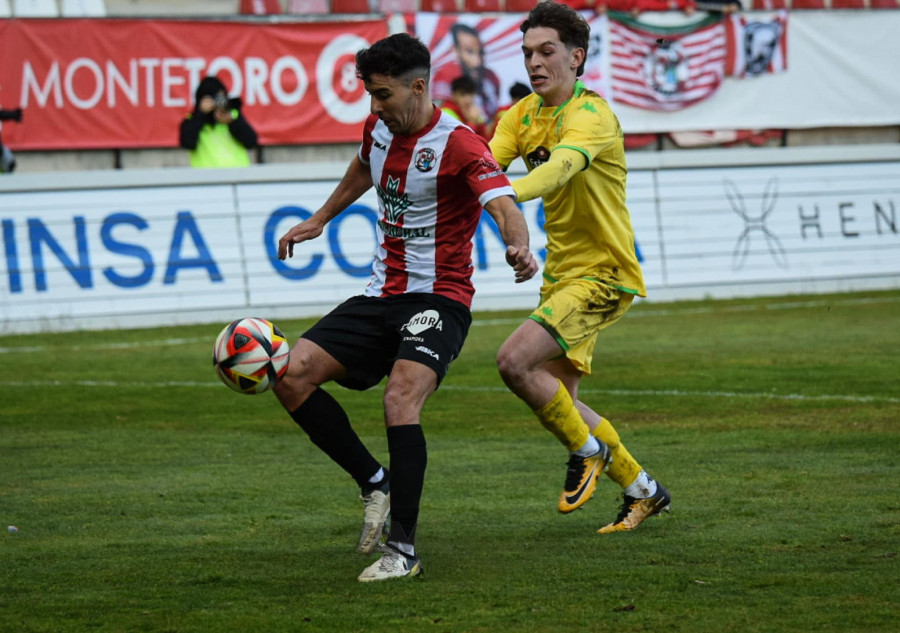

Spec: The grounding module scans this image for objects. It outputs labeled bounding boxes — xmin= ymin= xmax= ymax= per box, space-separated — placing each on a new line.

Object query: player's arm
xmin=510 ymin=146 xmax=587 ymax=203
xmin=483 ymin=196 xmax=539 ymax=283
xmin=278 ymin=155 xmax=372 ymax=260
xmin=510 ymin=102 xmax=617 ymax=202
xmin=228 ymin=113 xmax=258 ymax=149
xmin=178 ymin=114 xmax=204 ymax=150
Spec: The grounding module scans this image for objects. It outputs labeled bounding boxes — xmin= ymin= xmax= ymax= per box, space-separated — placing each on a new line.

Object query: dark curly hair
xmin=520 ymin=1 xmax=590 ymax=76
xmin=356 ymin=33 xmax=431 ymax=86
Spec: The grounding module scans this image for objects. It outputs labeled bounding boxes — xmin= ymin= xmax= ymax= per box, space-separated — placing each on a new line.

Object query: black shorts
xmin=301 ymin=293 xmax=472 ymax=391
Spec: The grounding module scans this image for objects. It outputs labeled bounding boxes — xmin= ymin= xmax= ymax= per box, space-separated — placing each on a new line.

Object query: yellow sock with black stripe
xmin=534 ymin=380 xmax=590 ymax=452
xmin=591 ymin=417 xmax=642 ymax=488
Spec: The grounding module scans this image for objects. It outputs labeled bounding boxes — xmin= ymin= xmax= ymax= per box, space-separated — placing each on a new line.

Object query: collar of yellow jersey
xmin=536 ymin=80 xmax=587 ymax=117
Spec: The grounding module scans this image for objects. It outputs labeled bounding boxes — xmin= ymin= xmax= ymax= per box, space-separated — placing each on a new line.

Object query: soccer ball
xmin=213 ymin=317 xmax=290 ymax=395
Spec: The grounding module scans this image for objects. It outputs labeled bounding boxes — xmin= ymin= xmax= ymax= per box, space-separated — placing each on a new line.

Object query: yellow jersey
xmin=489 ymin=81 xmax=646 ymax=297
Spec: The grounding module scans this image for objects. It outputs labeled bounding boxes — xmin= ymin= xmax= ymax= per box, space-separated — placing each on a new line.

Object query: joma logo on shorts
xmin=403 ymin=310 xmax=443 ymax=335
xmin=415 ymin=345 xmax=440 ymax=361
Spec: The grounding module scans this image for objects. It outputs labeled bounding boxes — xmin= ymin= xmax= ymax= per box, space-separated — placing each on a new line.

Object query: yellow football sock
xmin=591 ymin=417 xmax=641 ymax=488
xmin=534 ymin=380 xmax=590 ymax=452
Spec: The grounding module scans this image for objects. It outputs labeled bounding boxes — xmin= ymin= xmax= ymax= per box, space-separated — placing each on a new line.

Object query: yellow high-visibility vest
xmin=189 ymin=112 xmax=251 ymax=168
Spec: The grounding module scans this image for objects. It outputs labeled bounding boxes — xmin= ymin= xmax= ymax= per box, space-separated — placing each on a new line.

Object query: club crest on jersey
xmin=403 ymin=310 xmax=444 ymax=335
xmin=526 ymin=146 xmax=551 ymax=169
xmin=415 ymin=148 xmax=437 ymax=172
xmin=375 ymin=175 xmax=430 ymax=238
xmin=376 ymin=175 xmax=411 ymax=224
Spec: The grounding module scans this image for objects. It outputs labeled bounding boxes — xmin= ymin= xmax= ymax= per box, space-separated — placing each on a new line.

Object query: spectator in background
xmin=560 ymin=0 xmax=700 ymax=15
xmin=0 ymin=107 xmax=23 ymax=174
xmin=440 ymin=76 xmax=490 ymax=140
xmin=694 ymin=0 xmax=741 ymax=13
xmin=487 ymin=81 xmax=531 ymax=139
xmin=179 ymin=76 xmax=258 ymax=168
xmin=431 ymin=23 xmax=502 ymax=120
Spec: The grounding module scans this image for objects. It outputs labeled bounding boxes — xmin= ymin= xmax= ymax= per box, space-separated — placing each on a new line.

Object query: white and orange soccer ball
xmin=213 ymin=317 xmax=290 ymax=395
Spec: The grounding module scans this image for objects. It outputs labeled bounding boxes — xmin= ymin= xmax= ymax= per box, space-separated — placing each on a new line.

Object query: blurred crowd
xmin=559 ymin=0 xmax=741 ymax=15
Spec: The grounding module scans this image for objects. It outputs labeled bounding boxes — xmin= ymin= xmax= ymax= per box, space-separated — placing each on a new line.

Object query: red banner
xmin=0 ymin=19 xmax=389 ymax=150
xmin=609 ymin=16 xmax=728 ymax=112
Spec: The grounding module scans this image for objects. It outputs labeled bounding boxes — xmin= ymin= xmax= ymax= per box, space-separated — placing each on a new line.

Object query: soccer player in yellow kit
xmin=490 ymin=0 xmax=670 ymax=533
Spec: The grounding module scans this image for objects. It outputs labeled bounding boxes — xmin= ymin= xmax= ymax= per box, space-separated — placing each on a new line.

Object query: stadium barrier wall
xmin=1 ymin=143 xmax=898 ymax=334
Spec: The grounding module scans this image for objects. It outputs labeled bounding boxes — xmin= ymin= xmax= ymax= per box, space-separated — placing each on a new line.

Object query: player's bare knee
xmin=383 ymin=368 xmax=432 ymax=426
xmin=273 ymin=347 xmax=320 ymax=404
xmin=496 ymin=342 xmax=525 ymax=384
xmin=284 ymin=346 xmax=313 ymax=380
xmin=383 ymin=387 xmax=419 ymax=427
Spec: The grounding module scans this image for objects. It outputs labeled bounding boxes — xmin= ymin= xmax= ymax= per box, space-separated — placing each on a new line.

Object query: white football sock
xmin=367 ymin=467 xmax=385 ymax=485
xmin=389 ymin=540 xmax=415 ymax=557
xmin=624 ymin=470 xmax=658 ymax=499
xmin=573 ymin=435 xmax=601 ymax=458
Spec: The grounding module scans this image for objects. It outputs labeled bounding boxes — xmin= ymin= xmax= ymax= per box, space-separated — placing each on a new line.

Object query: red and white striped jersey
xmin=358 ymin=107 xmax=514 ymax=308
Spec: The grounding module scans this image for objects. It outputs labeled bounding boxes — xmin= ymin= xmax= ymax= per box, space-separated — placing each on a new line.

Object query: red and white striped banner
xmin=610 ymin=17 xmax=728 ymax=112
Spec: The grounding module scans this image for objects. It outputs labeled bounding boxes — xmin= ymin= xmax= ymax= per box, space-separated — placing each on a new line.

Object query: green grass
xmin=1 ymin=290 xmax=899 ymax=632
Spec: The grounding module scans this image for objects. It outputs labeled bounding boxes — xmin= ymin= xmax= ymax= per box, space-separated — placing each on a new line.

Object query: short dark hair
xmin=451 ymin=23 xmax=482 ymax=48
xmin=450 ymin=75 xmax=478 ymax=95
xmin=509 ymin=81 xmax=532 ymax=101
xmin=520 ymin=1 xmax=590 ymax=76
xmin=356 ymin=33 xmax=431 ymax=85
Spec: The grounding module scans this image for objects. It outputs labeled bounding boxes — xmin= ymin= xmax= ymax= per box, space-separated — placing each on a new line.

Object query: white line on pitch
xmin=3 ymin=380 xmax=897 ymax=404
xmin=1 ymin=295 xmax=897 ymax=354
xmin=452 ymin=385 xmax=900 ymax=404
xmin=473 ymin=295 xmax=900 ymax=327
xmin=0 ymin=337 xmax=206 ymax=354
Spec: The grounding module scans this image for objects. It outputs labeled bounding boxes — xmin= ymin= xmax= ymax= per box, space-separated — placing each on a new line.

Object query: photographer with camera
xmin=0 ymin=106 xmax=23 ymax=174
xmin=179 ymin=76 xmax=258 ymax=168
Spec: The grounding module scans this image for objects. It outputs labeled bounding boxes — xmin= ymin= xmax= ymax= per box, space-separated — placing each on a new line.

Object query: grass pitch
xmin=1 ymin=291 xmax=898 ymax=632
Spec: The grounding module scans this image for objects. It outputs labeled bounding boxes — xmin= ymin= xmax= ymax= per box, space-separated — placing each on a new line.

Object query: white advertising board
xmin=1 ymin=149 xmax=898 ymax=334
xmin=0 ymin=185 xmax=246 ymax=323
xmin=654 ymin=162 xmax=900 ymax=288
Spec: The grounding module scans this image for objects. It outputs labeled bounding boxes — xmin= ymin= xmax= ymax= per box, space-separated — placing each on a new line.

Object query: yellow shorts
xmin=530 ymin=277 xmax=634 ymax=374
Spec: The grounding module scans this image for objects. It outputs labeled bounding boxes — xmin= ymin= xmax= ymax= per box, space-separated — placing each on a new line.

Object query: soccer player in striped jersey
xmin=490 ymin=1 xmax=671 ymax=534
xmin=276 ymin=33 xmax=538 ymax=582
